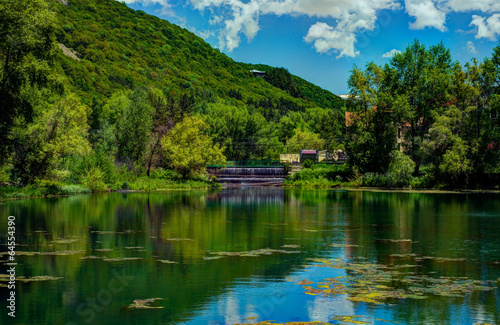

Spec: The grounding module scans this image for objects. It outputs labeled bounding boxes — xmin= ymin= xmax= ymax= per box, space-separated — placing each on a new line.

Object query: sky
xmin=118 ymin=0 xmax=500 ymax=95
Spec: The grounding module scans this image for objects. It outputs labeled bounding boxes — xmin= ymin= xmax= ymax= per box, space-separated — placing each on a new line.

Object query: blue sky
xmin=119 ymin=0 xmax=500 ymax=95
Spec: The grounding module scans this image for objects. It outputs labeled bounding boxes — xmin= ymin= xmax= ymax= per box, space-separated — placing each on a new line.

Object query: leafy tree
xmin=11 ymin=92 xmax=91 ymax=183
xmin=285 ymin=129 xmax=325 ymax=153
xmin=264 ymin=67 xmax=302 ymax=98
xmin=161 ymin=115 xmax=225 ymax=179
xmin=388 ymin=151 xmax=415 ymax=187
xmin=346 ymin=62 xmax=396 ymax=173
xmin=0 ymin=0 xmax=58 ymax=162
xmin=116 ymin=90 xmax=153 ymax=167
xmin=385 ymin=40 xmax=453 ymax=174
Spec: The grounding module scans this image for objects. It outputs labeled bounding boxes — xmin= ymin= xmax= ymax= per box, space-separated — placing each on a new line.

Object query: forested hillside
xmin=0 ymin=0 xmax=345 ymax=193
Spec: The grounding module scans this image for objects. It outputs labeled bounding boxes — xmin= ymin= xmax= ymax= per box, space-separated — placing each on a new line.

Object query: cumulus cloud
xmin=382 ymin=49 xmax=402 ymax=58
xmin=470 ymin=14 xmax=500 ymax=41
xmin=447 ymin=0 xmax=500 ymax=13
xmin=119 ymin=0 xmax=500 ymax=57
xmin=466 ymin=40 xmax=478 ymax=54
xmin=405 ymin=0 xmax=447 ymax=31
xmin=190 ymin=0 xmax=399 ymax=56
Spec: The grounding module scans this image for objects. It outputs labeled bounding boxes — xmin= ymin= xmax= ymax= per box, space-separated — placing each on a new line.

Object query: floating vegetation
xmin=330 ymin=315 xmax=367 ymax=324
xmin=377 ymin=239 xmax=413 ymax=243
xmin=91 ymin=231 xmax=122 ymax=235
xmin=52 ymin=238 xmax=81 ymax=244
xmin=126 ymin=298 xmax=165 ymax=309
xmin=95 ymin=249 xmax=113 ymax=252
xmin=389 ymin=254 xmax=418 ymax=258
xmin=203 ymin=256 xmax=222 ymax=260
xmin=0 ymin=250 xmax=85 ymax=256
xmin=329 ymin=243 xmax=359 ymax=248
xmin=17 ymin=276 xmax=64 ymax=282
xmin=290 ymin=258 xmax=497 ymax=305
xmin=234 ymin=321 xmax=328 ymax=325
xmin=209 ymin=248 xmax=301 ymax=258
xmin=0 ymin=274 xmax=63 ymax=282
xmin=281 ymin=245 xmax=300 ymax=249
xmin=80 ymin=256 xmax=101 ymax=260
xmin=164 ymin=238 xmax=194 ymax=241
xmin=414 ymin=256 xmax=466 ymax=262
xmin=102 ymin=257 xmax=142 ymax=262
xmin=157 ymin=259 xmax=178 ymax=264
xmin=124 ymin=247 xmax=144 ymax=249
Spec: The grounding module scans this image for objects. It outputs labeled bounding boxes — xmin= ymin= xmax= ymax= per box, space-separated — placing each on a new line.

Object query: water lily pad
xmin=103 ymin=257 xmax=142 ymax=262
xmin=126 ymin=298 xmax=165 ymax=309
xmin=157 ymin=259 xmax=178 ymax=264
xmin=210 ymin=248 xmax=301 ymax=258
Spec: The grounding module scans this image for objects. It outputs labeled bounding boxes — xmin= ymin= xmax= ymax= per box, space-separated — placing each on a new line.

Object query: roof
xmin=301 ymin=150 xmax=317 ymax=155
xmin=250 ymin=70 xmax=266 ymax=74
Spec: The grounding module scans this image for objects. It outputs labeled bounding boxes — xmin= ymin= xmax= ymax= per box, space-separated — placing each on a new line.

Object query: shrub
xmin=303 ymin=159 xmax=314 ymax=168
xmin=387 ymin=151 xmax=415 ymax=187
xmin=82 ymin=166 xmax=108 ymax=192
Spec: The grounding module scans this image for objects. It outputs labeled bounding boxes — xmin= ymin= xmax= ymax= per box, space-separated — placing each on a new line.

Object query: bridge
xmin=207 ymin=160 xmax=286 ymax=185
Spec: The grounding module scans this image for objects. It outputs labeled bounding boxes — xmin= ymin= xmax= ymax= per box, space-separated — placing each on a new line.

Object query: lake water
xmin=0 ymin=188 xmax=499 ymax=325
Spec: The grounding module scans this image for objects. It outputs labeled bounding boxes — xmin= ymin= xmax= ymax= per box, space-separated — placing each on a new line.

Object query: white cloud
xmin=405 ymin=0 xmax=447 ymax=31
xmin=447 ymin=0 xmax=500 ymax=13
xmin=470 ymin=14 xmax=500 ymax=41
xmin=190 ymin=0 xmax=399 ymax=56
xmin=119 ymin=0 xmax=500 ymax=57
xmin=466 ymin=40 xmax=478 ymax=54
xmin=382 ymin=48 xmax=402 ymax=57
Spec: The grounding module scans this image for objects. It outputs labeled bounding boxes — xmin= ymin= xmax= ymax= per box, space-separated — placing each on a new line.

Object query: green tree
xmin=385 ymin=40 xmax=453 ymax=174
xmin=285 ymin=128 xmax=325 ymax=153
xmin=345 ymin=62 xmax=396 ymax=173
xmin=11 ymin=93 xmax=91 ymax=183
xmin=116 ymin=90 xmax=153 ymax=167
xmin=161 ymin=115 xmax=225 ymax=179
xmin=0 ymin=0 xmax=57 ymax=162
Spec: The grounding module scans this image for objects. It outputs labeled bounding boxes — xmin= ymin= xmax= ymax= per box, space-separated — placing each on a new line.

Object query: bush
xmin=387 ymin=151 xmax=415 ymax=187
xmin=303 ymin=159 xmax=314 ymax=168
xmin=362 ymin=173 xmax=390 ymax=187
xmin=82 ymin=166 xmax=108 ymax=192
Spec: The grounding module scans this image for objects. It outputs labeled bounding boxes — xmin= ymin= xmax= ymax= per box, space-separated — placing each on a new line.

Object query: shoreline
xmin=2 ymin=183 xmax=499 ymax=201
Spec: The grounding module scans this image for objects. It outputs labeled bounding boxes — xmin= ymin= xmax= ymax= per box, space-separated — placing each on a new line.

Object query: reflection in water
xmin=0 ymin=189 xmax=499 ymax=325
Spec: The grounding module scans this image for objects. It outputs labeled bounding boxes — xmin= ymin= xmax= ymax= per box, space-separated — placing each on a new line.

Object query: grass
xmin=0 ymin=169 xmax=220 ymax=200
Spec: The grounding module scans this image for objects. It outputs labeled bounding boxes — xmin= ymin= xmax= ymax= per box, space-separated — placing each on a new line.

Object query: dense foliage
xmin=0 ymin=0 xmax=345 ymax=194
xmin=345 ymin=40 xmax=500 ymax=188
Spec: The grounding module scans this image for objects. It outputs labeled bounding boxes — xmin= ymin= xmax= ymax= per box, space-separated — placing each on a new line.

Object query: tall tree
xmin=161 ymin=116 xmax=225 ymax=179
xmin=0 ymin=0 xmax=57 ymax=162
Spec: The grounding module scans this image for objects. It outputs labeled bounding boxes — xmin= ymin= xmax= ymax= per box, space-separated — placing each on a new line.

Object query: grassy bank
xmin=0 ymin=169 xmax=220 ymax=200
xmin=284 ymin=163 xmax=500 ymax=190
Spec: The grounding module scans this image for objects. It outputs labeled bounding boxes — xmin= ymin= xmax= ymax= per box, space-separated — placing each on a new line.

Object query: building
xmin=300 ymin=149 xmax=318 ymax=163
xmin=250 ymin=70 xmax=266 ymax=78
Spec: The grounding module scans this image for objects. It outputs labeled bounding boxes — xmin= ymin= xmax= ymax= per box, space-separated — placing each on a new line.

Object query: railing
xmin=207 ymin=160 xmax=281 ymax=168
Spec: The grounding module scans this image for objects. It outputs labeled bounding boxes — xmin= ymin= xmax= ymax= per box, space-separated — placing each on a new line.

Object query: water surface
xmin=0 ymin=188 xmax=499 ymax=324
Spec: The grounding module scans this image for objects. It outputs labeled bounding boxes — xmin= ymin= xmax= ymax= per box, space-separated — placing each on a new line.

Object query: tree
xmin=385 ymin=40 xmax=453 ymax=174
xmin=116 ymin=90 xmax=154 ymax=167
xmin=285 ymin=128 xmax=325 ymax=153
xmin=161 ymin=116 xmax=225 ymax=179
xmin=11 ymin=92 xmax=91 ymax=183
xmin=345 ymin=62 xmax=396 ymax=173
xmin=0 ymin=0 xmax=57 ymax=162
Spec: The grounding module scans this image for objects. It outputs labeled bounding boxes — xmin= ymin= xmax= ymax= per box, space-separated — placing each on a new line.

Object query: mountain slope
xmin=52 ymin=0 xmax=343 ymax=112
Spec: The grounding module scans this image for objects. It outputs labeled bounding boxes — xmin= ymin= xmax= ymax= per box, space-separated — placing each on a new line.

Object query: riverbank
xmin=0 ymin=176 xmax=220 ymax=200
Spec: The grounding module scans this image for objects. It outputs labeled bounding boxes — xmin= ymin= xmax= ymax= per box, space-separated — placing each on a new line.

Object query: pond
xmin=0 ymin=188 xmax=499 ymax=325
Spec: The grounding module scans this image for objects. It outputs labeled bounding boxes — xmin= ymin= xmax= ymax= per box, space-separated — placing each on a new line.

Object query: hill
xmin=0 ymin=0 xmax=346 ymax=188
xmin=53 ymin=0 xmax=343 ymax=114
